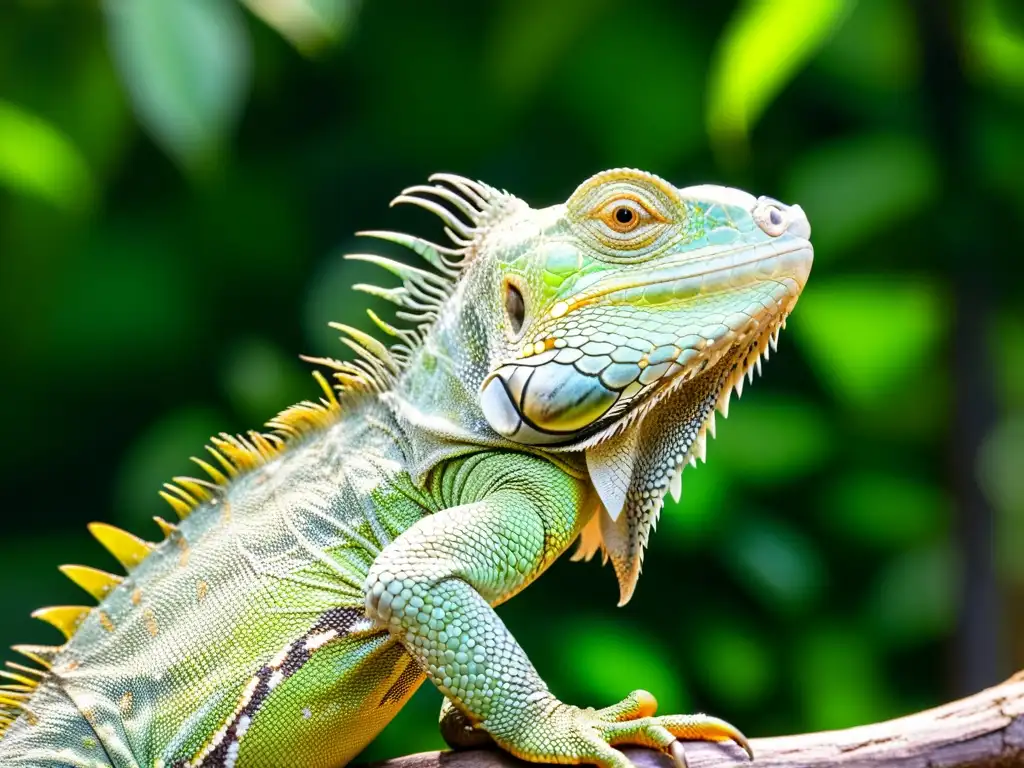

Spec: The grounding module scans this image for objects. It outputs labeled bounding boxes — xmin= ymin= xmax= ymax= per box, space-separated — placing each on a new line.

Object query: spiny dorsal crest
xmin=0 ymin=176 xmax=519 ymax=734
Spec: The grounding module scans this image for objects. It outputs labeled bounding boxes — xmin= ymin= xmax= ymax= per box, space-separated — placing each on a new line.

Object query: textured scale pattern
xmin=0 ymin=170 xmax=812 ymax=768
xmin=1 ymin=406 xmax=434 ymax=767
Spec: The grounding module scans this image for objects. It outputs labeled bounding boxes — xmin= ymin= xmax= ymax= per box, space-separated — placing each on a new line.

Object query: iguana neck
xmin=383 ymin=277 xmax=587 ymax=484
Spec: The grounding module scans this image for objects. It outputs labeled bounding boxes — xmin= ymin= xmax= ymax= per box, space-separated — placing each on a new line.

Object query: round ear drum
xmin=504 ymin=279 xmax=525 ymax=335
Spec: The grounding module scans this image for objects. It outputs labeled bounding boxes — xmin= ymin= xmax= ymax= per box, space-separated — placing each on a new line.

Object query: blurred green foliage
xmin=1 ymin=0 xmax=1023 ymax=761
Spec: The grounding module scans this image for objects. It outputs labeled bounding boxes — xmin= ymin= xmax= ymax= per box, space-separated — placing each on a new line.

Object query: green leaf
xmin=486 ymin=0 xmax=611 ymax=107
xmin=0 ymin=100 xmax=95 ymax=213
xmin=865 ymin=543 xmax=957 ymax=646
xmin=794 ymin=625 xmax=891 ymax=730
xmin=822 ymin=471 xmax=950 ymax=549
xmin=783 ymin=134 xmax=939 ymax=259
xmin=557 ymin=617 xmax=688 ymax=712
xmin=966 ymin=0 xmax=1024 ymax=100
xmin=103 ymin=0 xmax=252 ymax=173
xmin=812 ymin=0 xmax=920 ymax=95
xmin=722 ymin=514 xmax=825 ymax=613
xmin=557 ymin=12 xmax=704 ymax=168
xmin=113 ymin=407 xmax=227 ymax=528
xmin=221 ymin=338 xmax=313 ymax=425
xmin=974 ymin=110 xmax=1024 ymax=210
xmin=707 ymin=0 xmax=855 ymax=153
xmin=46 ymin=225 xmax=197 ymax=372
xmin=692 ymin=620 xmax=775 ymax=708
xmin=790 ymin=277 xmax=946 ymax=410
xmin=658 ymin=461 xmax=728 ymax=547
xmin=0 ymin=535 xmax=94 ymax=649
xmin=242 ymin=0 xmax=357 ymax=55
xmin=303 ymin=243 xmax=396 ymax=358
xmin=711 ymin=395 xmax=832 ymax=484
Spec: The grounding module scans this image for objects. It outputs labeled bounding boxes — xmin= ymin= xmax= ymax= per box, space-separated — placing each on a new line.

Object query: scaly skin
xmin=0 ymin=169 xmax=812 ymax=768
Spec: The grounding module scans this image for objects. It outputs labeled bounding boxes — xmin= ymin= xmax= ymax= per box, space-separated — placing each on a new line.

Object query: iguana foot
xmin=489 ymin=690 xmax=752 ymax=768
xmin=440 ymin=698 xmax=496 ymax=750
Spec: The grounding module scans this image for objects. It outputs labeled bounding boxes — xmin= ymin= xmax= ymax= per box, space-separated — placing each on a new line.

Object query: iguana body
xmin=0 ymin=169 xmax=813 ymax=768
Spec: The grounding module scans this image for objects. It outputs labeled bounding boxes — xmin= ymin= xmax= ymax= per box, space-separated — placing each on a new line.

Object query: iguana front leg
xmin=364 ymin=454 xmax=751 ymax=768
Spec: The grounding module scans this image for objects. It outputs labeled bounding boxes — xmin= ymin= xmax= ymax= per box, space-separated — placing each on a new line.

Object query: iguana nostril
xmin=753 ymin=200 xmax=788 ymax=237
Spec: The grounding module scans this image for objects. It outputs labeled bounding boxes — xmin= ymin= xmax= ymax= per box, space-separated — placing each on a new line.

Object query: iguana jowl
xmin=0 ymin=169 xmax=813 ymax=768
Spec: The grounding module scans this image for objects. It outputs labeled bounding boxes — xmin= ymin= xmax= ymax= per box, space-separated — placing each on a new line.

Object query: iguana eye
xmin=566 ymin=172 xmax=679 ymax=259
xmin=590 ymin=195 xmax=667 ymax=244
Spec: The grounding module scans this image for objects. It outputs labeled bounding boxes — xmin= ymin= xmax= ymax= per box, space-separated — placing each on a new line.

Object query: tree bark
xmin=365 ymin=673 xmax=1024 ymax=768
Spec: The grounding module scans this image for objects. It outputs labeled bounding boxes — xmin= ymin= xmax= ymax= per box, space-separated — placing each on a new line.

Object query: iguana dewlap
xmin=0 ymin=169 xmax=812 ymax=768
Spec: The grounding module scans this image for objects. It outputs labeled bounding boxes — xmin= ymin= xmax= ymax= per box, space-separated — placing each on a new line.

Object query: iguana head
xmin=358 ymin=168 xmax=812 ymax=603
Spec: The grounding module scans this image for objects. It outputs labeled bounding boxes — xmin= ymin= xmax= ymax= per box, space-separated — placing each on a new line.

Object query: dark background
xmin=1 ymin=0 xmax=1022 ymax=761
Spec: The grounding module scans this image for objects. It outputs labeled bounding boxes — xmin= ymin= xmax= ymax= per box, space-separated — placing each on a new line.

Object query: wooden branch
xmin=366 ymin=673 xmax=1024 ymax=768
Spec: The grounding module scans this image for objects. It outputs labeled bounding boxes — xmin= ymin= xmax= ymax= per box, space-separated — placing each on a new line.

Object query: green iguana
xmin=0 ymin=169 xmax=813 ymax=768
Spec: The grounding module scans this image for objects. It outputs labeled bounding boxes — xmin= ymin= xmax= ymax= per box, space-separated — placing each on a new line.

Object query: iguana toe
xmin=489 ymin=693 xmax=751 ymax=768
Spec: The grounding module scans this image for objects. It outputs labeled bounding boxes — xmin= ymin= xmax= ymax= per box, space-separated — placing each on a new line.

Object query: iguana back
xmin=1 ymin=399 xmax=440 ymax=767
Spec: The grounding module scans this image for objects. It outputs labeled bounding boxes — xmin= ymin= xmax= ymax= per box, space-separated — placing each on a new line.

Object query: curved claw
xmin=651 ymin=716 xmax=757 ymax=765
xmin=669 ymin=740 xmax=690 ymax=768
xmin=663 ymin=716 xmax=753 ymax=765
xmin=659 ymin=714 xmax=753 ymax=760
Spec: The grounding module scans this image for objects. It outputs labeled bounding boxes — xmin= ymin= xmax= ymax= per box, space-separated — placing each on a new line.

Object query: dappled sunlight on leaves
xmin=558 ymin=13 xmax=704 ymax=169
xmin=722 ymin=514 xmax=826 ymax=614
xmin=782 ymin=134 xmax=938 ymax=260
xmin=113 ymin=406 xmax=228 ymax=528
xmin=794 ymin=625 xmax=891 ymax=730
xmin=707 ymin=0 xmax=854 ymax=157
xmin=658 ymin=461 xmax=728 ymax=548
xmin=103 ymin=0 xmax=252 ymax=174
xmin=812 ymin=0 xmax=920 ymax=96
xmin=711 ymin=395 xmax=832 ymax=484
xmin=243 ymin=0 xmax=358 ymax=55
xmin=865 ymin=542 xmax=957 ymax=646
xmin=555 ymin=617 xmax=689 ymax=713
xmin=692 ymin=619 xmax=775 ymax=709
xmin=965 ymin=0 xmax=1024 ymax=100
xmin=822 ymin=471 xmax=950 ymax=549
xmin=0 ymin=100 xmax=95 ymax=213
xmin=221 ymin=338 xmax=314 ymax=425
xmin=790 ymin=277 xmax=946 ymax=411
